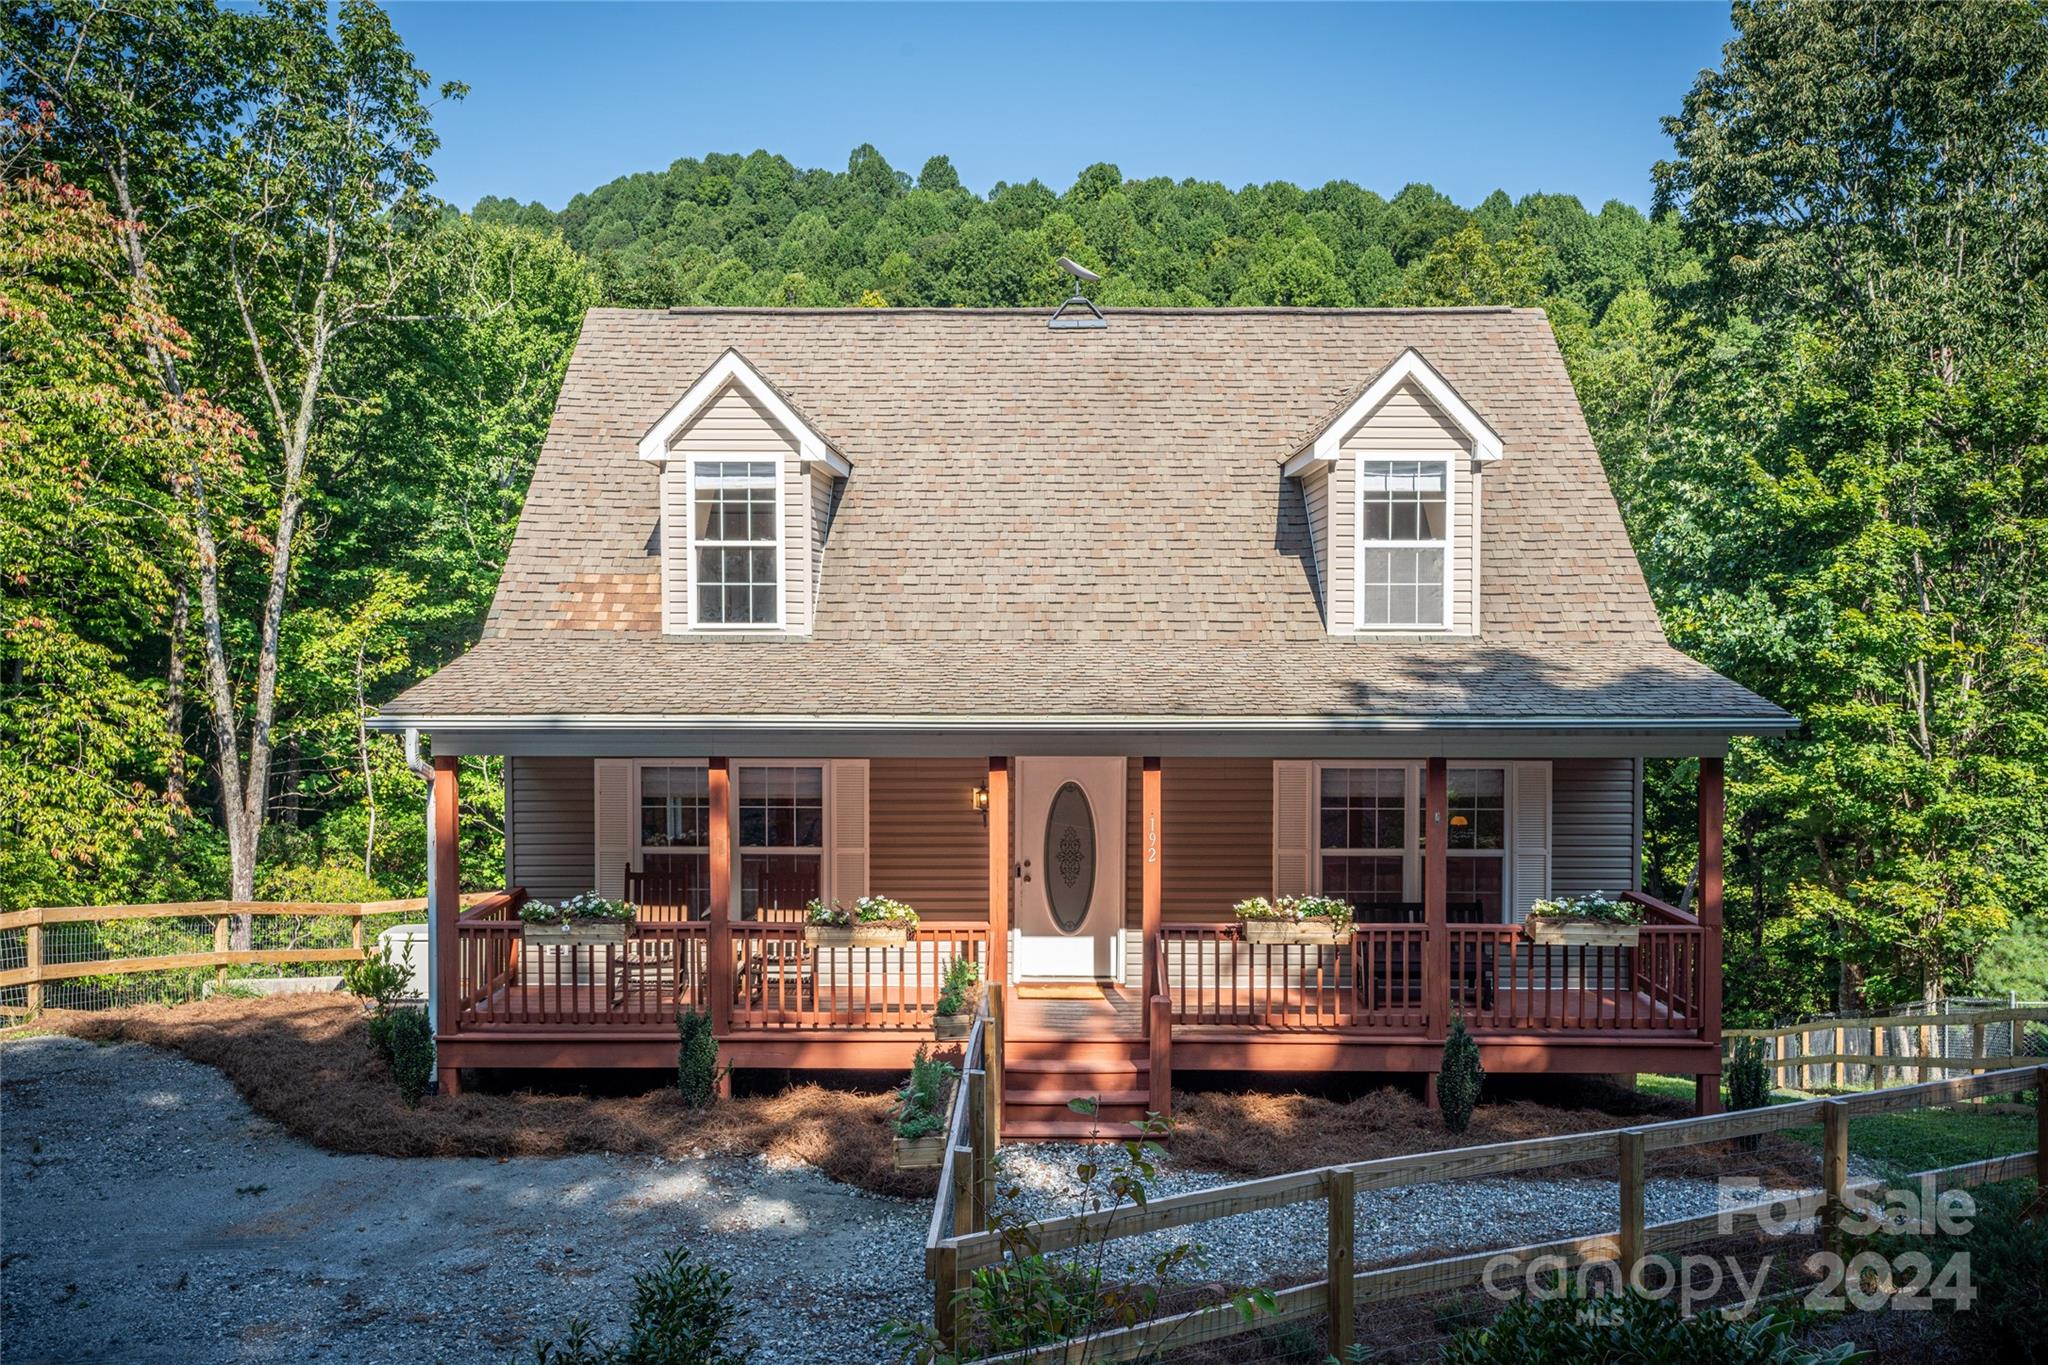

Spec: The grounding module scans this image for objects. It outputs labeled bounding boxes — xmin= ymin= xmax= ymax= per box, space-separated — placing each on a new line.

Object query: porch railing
xmin=727 ymin=921 xmax=991 ymax=1031
xmin=1162 ymin=910 xmax=1705 ymax=1036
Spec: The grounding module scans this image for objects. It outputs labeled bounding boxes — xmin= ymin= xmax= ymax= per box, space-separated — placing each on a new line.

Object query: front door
xmin=1012 ymin=757 xmax=1126 ymax=982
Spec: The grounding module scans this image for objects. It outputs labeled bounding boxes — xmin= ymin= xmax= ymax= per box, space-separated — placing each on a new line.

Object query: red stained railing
xmin=1159 ymin=925 xmax=1427 ymax=1031
xmin=727 ymin=921 xmax=991 ymax=1031
xmin=453 ymin=912 xmax=709 ymax=1030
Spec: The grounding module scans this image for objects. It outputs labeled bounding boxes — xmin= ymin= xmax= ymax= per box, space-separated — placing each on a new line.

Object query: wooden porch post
xmin=1696 ymin=755 xmax=1726 ymax=1115
xmin=707 ymin=757 xmax=734 ymax=1048
xmin=1141 ymin=757 xmax=1162 ymax=1001
xmin=432 ymin=755 xmax=461 ymax=1097
xmin=986 ymin=757 xmax=1010 ymax=989
xmin=1424 ymin=756 xmax=1449 ymax=1098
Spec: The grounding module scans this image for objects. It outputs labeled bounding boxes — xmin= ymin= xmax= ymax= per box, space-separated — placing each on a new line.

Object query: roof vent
xmin=1048 ymin=257 xmax=1107 ymax=330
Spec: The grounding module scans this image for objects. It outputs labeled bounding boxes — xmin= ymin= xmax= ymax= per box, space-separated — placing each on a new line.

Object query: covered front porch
xmin=420 ymin=747 xmax=1730 ymax=1115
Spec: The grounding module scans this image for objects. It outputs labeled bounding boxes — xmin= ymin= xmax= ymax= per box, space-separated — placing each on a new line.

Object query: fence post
xmin=950 ymin=1139 xmax=975 ymax=1239
xmin=987 ymin=989 xmax=1005 ymax=1149
xmin=1832 ymin=1024 xmax=1843 ymax=1090
xmin=929 ymin=1244 xmax=959 ymax=1354
xmin=352 ymin=912 xmax=366 ymax=956
xmin=1617 ymin=1129 xmax=1645 ymax=1284
xmin=1326 ymin=1168 xmax=1356 ymax=1358
xmin=967 ymin=1064 xmax=990 ymax=1231
xmin=1821 ymin=1099 xmax=1850 ymax=1260
xmin=213 ymin=914 xmax=230 ymax=991
xmin=1870 ymin=1020 xmax=1884 ymax=1089
xmin=23 ymin=917 xmax=42 ymax=1013
xmin=1971 ymin=1021 xmax=1987 ymax=1075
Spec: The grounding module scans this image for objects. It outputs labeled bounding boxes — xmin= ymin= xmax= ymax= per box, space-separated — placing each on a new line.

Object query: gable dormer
xmin=1284 ymin=349 xmax=1501 ymax=637
xmin=637 ymin=350 xmax=849 ymax=636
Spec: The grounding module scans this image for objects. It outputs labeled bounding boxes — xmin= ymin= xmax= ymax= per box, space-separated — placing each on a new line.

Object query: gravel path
xmin=2 ymin=1036 xmax=1831 ymax=1363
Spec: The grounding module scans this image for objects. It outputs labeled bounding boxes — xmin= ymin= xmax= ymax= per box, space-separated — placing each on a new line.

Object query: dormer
xmin=637 ymin=350 xmax=850 ymax=636
xmin=1283 ymin=349 xmax=1502 ymax=637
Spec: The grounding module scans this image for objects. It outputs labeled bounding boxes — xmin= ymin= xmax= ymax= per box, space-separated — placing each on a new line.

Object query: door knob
xmin=1015 ymin=858 xmax=1032 ymax=883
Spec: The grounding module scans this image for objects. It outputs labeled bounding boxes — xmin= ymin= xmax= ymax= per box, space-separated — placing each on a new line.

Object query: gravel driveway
xmin=3 ymin=1035 xmax=1823 ymax=1363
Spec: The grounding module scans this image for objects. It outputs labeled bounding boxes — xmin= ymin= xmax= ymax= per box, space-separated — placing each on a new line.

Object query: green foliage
xmin=1438 ymin=1016 xmax=1484 ymax=1134
xmin=530 ymin=1248 xmax=751 ymax=1365
xmin=521 ymin=893 xmax=636 ymax=926
xmin=805 ymin=895 xmax=920 ymax=929
xmin=935 ymin=956 xmax=980 ymax=1017
xmin=385 ymin=1007 xmax=435 ymax=1108
xmin=342 ymin=940 xmax=410 ymax=1014
xmin=1232 ymin=895 xmax=1357 ymax=932
xmin=1527 ymin=894 xmax=1642 ymax=925
xmin=676 ymin=1010 xmax=719 ymax=1109
xmin=1908 ymin=1184 xmax=2048 ymax=1363
xmin=894 ymin=1046 xmax=956 ymax=1137
xmin=1442 ymin=1288 xmax=1862 ymax=1364
xmin=1725 ymin=1036 xmax=1772 ymax=1152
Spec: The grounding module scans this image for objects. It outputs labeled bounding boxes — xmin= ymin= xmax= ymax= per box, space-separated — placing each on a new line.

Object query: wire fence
xmin=1725 ymin=1002 xmax=2048 ymax=1092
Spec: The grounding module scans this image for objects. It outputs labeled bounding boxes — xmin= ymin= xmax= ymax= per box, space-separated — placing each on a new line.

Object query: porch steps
xmin=1001 ymin=1043 xmax=1153 ymax=1141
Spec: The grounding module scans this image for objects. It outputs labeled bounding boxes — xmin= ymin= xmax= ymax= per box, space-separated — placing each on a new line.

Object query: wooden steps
xmin=1002 ymin=1037 xmax=1152 ymax=1141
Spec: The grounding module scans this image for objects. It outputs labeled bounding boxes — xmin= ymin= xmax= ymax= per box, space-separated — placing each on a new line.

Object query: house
xmin=370 ymin=303 xmax=1793 ymax=1135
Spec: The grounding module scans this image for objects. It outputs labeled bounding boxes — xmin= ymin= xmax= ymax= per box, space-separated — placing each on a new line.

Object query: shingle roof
xmin=382 ymin=307 xmax=1788 ymax=728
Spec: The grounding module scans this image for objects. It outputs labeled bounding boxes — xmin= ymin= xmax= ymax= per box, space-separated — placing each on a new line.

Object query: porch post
xmin=1696 ymin=755 xmax=1726 ymax=1115
xmin=1424 ymin=756 xmax=1449 ymax=1056
xmin=707 ymin=757 xmax=733 ymax=1041
xmin=432 ymin=755 xmax=461 ymax=1096
xmin=1141 ymin=757 xmax=1162 ymax=1001
xmin=986 ymin=757 xmax=1010 ymax=988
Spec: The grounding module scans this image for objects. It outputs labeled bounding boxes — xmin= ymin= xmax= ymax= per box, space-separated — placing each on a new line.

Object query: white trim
xmin=684 ymin=457 xmax=785 ymax=631
xmin=371 ymin=712 xmax=1795 ymax=734
xmin=1309 ymin=760 xmax=1419 ymax=901
xmin=1283 ymin=348 xmax=1504 ymax=475
xmin=633 ymin=757 xmax=711 ymax=874
xmin=637 ymin=349 xmax=850 ymax=475
xmin=1353 ymin=453 xmax=1454 ymax=633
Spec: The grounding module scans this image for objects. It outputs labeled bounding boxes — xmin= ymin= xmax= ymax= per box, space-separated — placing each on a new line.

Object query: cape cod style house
xmin=371 ymin=304 xmax=1793 ymax=1135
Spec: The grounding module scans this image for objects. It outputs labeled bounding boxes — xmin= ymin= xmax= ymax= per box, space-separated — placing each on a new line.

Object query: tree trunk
xmin=165 ymin=583 xmax=188 ymax=806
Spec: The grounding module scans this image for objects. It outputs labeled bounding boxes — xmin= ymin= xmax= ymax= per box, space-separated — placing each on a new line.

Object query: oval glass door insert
xmin=1043 ymin=781 xmax=1096 ymax=934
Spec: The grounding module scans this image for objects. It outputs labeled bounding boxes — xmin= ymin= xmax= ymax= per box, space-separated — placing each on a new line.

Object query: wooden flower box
xmin=1243 ymin=920 xmax=1353 ymax=946
xmin=933 ymin=991 xmax=981 ymax=1041
xmin=521 ymin=920 xmax=631 ymax=947
xmin=893 ymin=1131 xmax=947 ymax=1169
xmin=804 ymin=923 xmax=910 ymax=948
xmin=1524 ymin=918 xmax=1639 ymax=949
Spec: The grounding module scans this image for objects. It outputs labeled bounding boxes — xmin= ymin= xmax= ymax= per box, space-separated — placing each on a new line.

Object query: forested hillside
xmin=6 ymin=1 xmax=2046 ymax=1019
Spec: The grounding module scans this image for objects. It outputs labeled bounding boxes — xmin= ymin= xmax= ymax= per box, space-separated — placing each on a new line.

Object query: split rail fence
xmin=922 ymin=1062 xmax=2044 ymax=1363
xmin=1725 ymin=1004 xmax=2048 ymax=1091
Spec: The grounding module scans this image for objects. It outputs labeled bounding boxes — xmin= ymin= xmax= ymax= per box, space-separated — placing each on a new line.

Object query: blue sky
xmin=389 ymin=2 xmax=1734 ymax=214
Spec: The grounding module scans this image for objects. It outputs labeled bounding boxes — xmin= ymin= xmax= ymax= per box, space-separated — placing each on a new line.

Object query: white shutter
xmin=1509 ymin=761 xmax=1552 ymax=922
xmin=593 ymin=759 xmax=633 ymax=899
xmin=1272 ymin=760 xmax=1315 ymax=896
xmin=827 ymin=759 xmax=870 ymax=903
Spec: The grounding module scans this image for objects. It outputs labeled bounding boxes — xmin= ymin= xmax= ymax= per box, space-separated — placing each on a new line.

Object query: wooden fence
xmin=1726 ymin=1005 xmax=2048 ymax=1090
xmin=0 ymin=896 xmax=498 ymax=1012
xmin=922 ymin=1063 xmax=2045 ymax=1363
xmin=924 ymin=989 xmax=1004 ymax=1347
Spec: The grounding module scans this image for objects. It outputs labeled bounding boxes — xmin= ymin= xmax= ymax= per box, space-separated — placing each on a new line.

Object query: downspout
xmin=403 ymin=727 xmax=439 ymax=1079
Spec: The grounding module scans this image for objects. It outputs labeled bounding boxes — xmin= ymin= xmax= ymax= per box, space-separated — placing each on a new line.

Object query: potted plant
xmin=518 ymin=892 xmax=637 ymax=946
xmin=804 ymin=895 xmax=919 ymax=947
xmin=932 ymin=957 xmax=982 ymax=1040
xmin=891 ymin=1047 xmax=957 ymax=1169
xmin=1234 ymin=894 xmax=1356 ymax=945
xmin=1524 ymin=893 xmax=1643 ymax=947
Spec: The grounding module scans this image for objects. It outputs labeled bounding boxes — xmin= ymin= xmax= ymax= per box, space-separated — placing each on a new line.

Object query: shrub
xmin=1442 ymin=1286 xmax=1861 ymax=1364
xmin=342 ymin=940 xmax=409 ymax=1013
xmin=531 ymin=1247 xmax=751 ymax=1365
xmin=385 ymin=1008 xmax=435 ymax=1107
xmin=935 ymin=956 xmax=980 ymax=1016
xmin=1726 ymin=1035 xmax=1772 ymax=1152
xmin=894 ymin=1046 xmax=957 ymax=1139
xmin=1911 ymin=1184 xmax=2048 ymax=1363
xmin=677 ymin=1010 xmax=719 ymax=1108
xmin=1439 ymin=1016 xmax=1484 ymax=1133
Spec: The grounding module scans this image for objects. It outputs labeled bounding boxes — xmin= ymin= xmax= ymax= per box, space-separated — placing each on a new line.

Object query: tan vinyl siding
xmin=1122 ymin=758 xmax=1273 ymax=927
xmin=1340 ymin=379 xmax=1479 ymax=635
xmin=661 ymin=381 xmax=811 ymax=634
xmin=869 ymin=756 xmax=989 ymax=921
xmin=1300 ymin=463 xmax=1329 ymax=614
xmin=508 ymin=757 xmax=595 ymax=902
xmin=1551 ymin=757 xmax=1639 ymax=896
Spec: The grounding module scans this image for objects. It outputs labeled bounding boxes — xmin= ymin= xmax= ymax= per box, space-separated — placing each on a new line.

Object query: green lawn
xmin=1639 ymin=1072 xmax=2038 ymax=1179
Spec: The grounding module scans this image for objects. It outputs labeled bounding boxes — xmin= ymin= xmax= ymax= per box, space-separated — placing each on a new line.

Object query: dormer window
xmin=691 ymin=459 xmax=780 ymax=627
xmin=1359 ymin=458 xmax=1449 ymax=629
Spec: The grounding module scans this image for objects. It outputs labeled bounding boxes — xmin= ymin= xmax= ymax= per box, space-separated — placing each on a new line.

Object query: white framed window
xmin=1315 ymin=764 xmax=1418 ymax=911
xmin=1444 ymin=766 xmax=1507 ymax=920
xmin=689 ymin=458 xmax=780 ymax=628
xmin=735 ymin=762 xmax=825 ymax=918
xmin=638 ymin=763 xmax=710 ymax=917
xmin=1357 ymin=457 xmax=1450 ymax=630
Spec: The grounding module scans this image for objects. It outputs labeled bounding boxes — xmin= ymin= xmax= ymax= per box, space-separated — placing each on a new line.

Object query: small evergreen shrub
xmin=530 ymin=1247 xmax=751 ymax=1365
xmin=1439 ymin=1016 xmax=1484 ymax=1133
xmin=1726 ymin=1035 xmax=1772 ymax=1152
xmin=894 ymin=1046 xmax=957 ymax=1139
xmin=935 ymin=956 xmax=980 ymax=1016
xmin=387 ymin=1007 xmax=435 ymax=1107
xmin=677 ymin=1009 xmax=719 ymax=1108
xmin=1442 ymin=1287 xmax=1859 ymax=1364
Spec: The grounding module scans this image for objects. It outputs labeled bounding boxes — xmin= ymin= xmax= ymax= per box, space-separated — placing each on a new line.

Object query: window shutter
xmin=1509 ymin=761 xmax=1552 ymax=922
xmin=593 ymin=759 xmax=633 ymax=899
xmin=1272 ymin=760 xmax=1315 ymax=896
xmin=828 ymin=759 xmax=870 ymax=903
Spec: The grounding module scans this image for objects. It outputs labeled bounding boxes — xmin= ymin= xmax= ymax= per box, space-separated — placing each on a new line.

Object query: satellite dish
xmin=1050 ymin=257 xmax=1107 ymax=330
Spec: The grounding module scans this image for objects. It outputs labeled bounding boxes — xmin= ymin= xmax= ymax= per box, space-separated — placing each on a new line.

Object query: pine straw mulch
xmin=1167 ymin=1081 xmax=1825 ymax=1188
xmin=29 ymin=994 xmax=930 ymax=1198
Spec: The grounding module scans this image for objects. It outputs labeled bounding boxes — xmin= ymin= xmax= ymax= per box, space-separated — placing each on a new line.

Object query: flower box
xmin=804 ymin=923 xmax=909 ymax=948
xmin=893 ymin=1131 xmax=947 ymax=1169
xmin=933 ymin=991 xmax=980 ymax=1041
xmin=1525 ymin=918 xmax=1639 ymax=948
xmin=522 ymin=920 xmax=630 ymax=948
xmin=1243 ymin=921 xmax=1353 ymax=946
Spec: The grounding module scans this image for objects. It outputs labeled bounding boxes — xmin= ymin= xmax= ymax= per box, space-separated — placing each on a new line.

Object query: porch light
xmin=970 ymin=784 xmax=990 ymax=816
